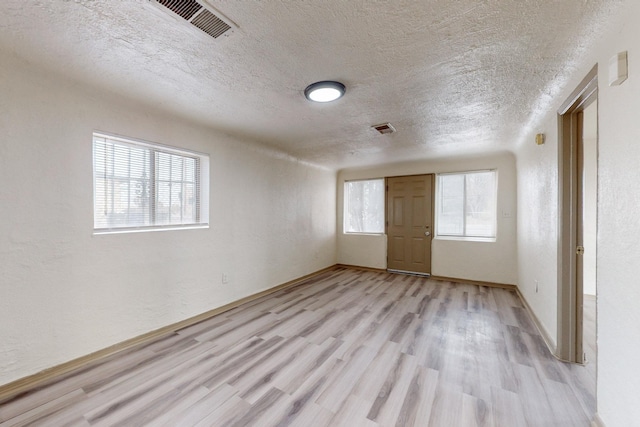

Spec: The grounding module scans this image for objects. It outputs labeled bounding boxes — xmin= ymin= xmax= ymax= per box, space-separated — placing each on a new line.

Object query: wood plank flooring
xmin=0 ymin=267 xmax=596 ymax=426
xmin=583 ymin=295 xmax=596 ymax=386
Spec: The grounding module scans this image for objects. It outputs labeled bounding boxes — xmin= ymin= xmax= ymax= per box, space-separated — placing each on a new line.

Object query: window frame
xmin=343 ymin=178 xmax=385 ymax=235
xmin=92 ymin=132 xmax=209 ymax=235
xmin=435 ymin=169 xmax=497 ymax=242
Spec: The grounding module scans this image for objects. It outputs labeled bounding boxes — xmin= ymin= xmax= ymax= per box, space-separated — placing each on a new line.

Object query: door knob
xmin=425 ymin=231 xmax=431 ymax=236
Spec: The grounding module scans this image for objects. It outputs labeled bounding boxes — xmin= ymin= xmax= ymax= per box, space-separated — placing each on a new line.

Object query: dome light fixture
xmin=304 ymin=81 xmax=346 ymax=103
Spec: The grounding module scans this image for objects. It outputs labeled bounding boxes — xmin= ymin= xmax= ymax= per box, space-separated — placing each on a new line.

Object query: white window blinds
xmin=436 ymin=170 xmax=497 ymax=239
xmin=344 ymin=179 xmax=385 ymax=234
xmin=93 ymin=133 xmax=208 ymax=232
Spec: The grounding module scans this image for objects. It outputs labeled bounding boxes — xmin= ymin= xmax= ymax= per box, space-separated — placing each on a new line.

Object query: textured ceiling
xmin=0 ymin=0 xmax=623 ymax=170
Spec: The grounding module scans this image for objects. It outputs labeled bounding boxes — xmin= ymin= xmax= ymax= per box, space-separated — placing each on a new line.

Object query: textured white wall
xmin=596 ymin=7 xmax=640 ymax=422
xmin=0 ymin=50 xmax=337 ymax=386
xmin=515 ymin=116 xmax=561 ymax=342
xmin=515 ymin=2 xmax=640 ymax=424
xmin=337 ymin=152 xmax=518 ymax=285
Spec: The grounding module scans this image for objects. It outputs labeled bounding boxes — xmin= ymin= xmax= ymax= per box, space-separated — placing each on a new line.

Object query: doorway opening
xmin=557 ymin=64 xmax=598 ymax=376
xmin=581 ymin=100 xmax=597 ymax=390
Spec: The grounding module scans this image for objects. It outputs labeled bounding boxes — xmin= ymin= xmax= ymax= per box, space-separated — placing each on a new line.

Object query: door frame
xmin=385 ymin=174 xmax=435 ymax=275
xmin=556 ymin=65 xmax=598 ymax=363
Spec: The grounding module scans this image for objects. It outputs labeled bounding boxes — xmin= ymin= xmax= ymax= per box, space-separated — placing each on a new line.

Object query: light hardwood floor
xmin=582 ymin=294 xmax=596 ymax=407
xmin=0 ymin=267 xmax=596 ymax=426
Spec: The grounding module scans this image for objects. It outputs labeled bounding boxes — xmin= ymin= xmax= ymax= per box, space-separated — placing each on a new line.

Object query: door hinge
xmin=576 ymin=246 xmax=585 ymax=255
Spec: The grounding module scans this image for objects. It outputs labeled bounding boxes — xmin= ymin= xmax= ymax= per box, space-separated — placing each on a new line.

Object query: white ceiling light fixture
xmin=304 ymin=81 xmax=346 ymax=103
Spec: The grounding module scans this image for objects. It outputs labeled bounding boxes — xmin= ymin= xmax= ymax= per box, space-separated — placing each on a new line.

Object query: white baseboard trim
xmin=591 ymin=413 xmax=606 ymax=427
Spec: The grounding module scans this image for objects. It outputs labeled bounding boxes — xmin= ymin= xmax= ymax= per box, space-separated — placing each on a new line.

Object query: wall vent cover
xmin=153 ymin=0 xmax=236 ymax=39
xmin=372 ymin=123 xmax=396 ymax=135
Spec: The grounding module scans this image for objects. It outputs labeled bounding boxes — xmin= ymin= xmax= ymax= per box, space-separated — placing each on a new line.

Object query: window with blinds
xmin=436 ymin=170 xmax=497 ymax=240
xmin=93 ymin=133 xmax=209 ymax=233
xmin=344 ymin=179 xmax=385 ymax=234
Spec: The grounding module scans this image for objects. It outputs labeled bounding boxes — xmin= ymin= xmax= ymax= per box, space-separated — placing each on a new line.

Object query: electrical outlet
xmin=535 ymin=280 xmax=539 ymax=293
xmin=222 ymin=273 xmax=229 ymax=284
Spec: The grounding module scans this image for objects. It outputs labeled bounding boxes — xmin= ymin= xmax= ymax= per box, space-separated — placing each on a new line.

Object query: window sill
xmin=435 ymin=235 xmax=496 ymax=243
xmin=343 ymin=232 xmax=385 ymax=236
xmin=93 ymin=224 xmax=209 ymax=235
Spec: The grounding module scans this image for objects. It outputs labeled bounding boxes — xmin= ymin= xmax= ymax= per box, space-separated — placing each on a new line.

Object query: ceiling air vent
xmin=191 ymin=8 xmax=231 ymax=38
xmin=372 ymin=123 xmax=396 ymax=135
xmin=153 ymin=0 xmax=236 ymax=39
xmin=155 ymin=0 xmax=202 ymax=20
